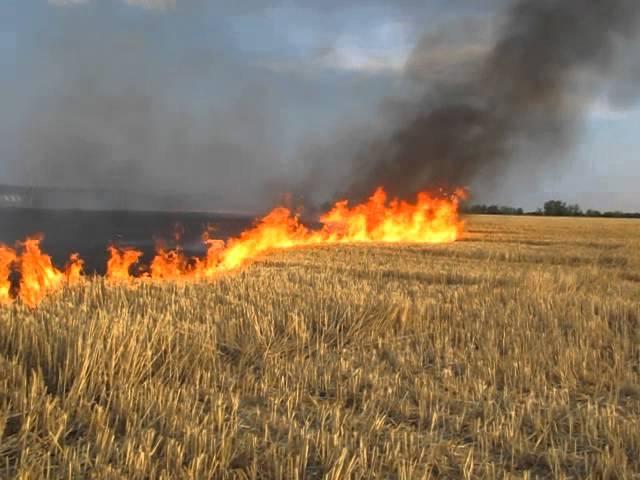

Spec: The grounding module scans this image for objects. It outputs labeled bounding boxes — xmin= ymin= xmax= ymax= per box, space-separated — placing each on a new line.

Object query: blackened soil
xmin=0 ymin=208 xmax=256 ymax=275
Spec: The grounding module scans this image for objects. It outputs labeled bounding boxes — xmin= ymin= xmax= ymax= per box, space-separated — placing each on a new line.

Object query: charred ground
xmin=0 ymin=208 xmax=255 ymax=275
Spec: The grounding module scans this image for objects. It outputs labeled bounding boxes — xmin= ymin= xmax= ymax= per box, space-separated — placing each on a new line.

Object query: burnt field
xmin=0 ymin=208 xmax=255 ymax=274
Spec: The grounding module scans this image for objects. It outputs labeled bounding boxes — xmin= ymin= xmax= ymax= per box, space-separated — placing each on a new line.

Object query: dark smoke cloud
xmin=343 ymin=0 xmax=640 ymax=201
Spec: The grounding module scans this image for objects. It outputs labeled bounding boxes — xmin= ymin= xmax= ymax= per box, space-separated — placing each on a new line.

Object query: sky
xmin=0 ymin=0 xmax=638 ymax=212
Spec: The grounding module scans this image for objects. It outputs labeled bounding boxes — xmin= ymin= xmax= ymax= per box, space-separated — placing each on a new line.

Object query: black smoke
xmin=344 ymin=0 xmax=640 ymax=201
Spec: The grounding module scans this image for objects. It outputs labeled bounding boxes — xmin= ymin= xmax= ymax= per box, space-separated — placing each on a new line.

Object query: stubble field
xmin=1 ymin=215 xmax=639 ymax=479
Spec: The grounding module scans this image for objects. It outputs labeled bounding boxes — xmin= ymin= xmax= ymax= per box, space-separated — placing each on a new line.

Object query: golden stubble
xmin=1 ymin=215 xmax=639 ymax=479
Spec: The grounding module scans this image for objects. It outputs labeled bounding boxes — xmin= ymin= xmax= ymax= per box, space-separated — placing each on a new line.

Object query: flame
xmin=65 ymin=253 xmax=85 ymax=285
xmin=318 ymin=187 xmax=463 ymax=244
xmin=19 ymin=237 xmax=64 ymax=308
xmin=0 ymin=246 xmax=16 ymax=305
xmin=17 ymin=237 xmax=84 ymax=308
xmin=216 ymin=207 xmax=313 ymax=273
xmin=121 ymin=187 xmax=465 ymax=280
xmin=106 ymin=246 xmax=143 ymax=282
xmin=1 ymin=187 xmax=465 ymax=306
xmin=150 ymin=247 xmax=194 ymax=280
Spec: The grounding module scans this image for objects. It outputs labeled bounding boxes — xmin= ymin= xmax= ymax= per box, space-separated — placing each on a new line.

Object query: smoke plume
xmin=4 ymin=0 xmax=640 ymax=213
xmin=345 ymin=0 xmax=640 ymax=201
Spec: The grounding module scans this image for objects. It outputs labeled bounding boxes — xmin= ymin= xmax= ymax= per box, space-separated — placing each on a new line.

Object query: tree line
xmin=464 ymin=200 xmax=640 ymax=219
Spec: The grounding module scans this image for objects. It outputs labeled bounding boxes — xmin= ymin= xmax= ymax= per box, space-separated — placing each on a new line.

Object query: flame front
xmin=0 ymin=187 xmax=465 ymax=307
xmin=16 ymin=237 xmax=84 ymax=308
xmin=319 ymin=187 xmax=463 ymax=244
xmin=65 ymin=253 xmax=85 ymax=285
xmin=0 ymin=246 xmax=16 ymax=305
xmin=107 ymin=246 xmax=143 ymax=282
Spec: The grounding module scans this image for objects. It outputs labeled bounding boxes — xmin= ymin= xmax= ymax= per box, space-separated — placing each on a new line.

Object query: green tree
xmin=543 ymin=200 xmax=568 ymax=216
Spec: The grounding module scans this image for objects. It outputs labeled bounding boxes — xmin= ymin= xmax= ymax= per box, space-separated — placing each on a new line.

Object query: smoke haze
xmin=8 ymin=3 xmax=291 ymax=213
xmin=2 ymin=0 xmax=640 ymax=212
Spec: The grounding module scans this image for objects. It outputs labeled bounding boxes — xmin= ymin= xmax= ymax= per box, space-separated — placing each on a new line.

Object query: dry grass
xmin=1 ymin=215 xmax=640 ymax=479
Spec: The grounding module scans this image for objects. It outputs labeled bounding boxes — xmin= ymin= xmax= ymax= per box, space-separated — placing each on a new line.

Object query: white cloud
xmin=316 ymin=44 xmax=407 ymax=74
xmin=589 ymin=97 xmax=632 ymax=121
xmin=262 ymin=20 xmax=412 ymax=76
xmin=324 ymin=21 xmax=411 ymax=74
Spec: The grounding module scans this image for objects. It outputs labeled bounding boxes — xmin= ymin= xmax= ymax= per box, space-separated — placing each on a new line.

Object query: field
xmin=1 ymin=215 xmax=639 ymax=479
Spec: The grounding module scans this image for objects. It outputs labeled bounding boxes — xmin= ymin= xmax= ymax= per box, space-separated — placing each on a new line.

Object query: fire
xmin=106 ymin=246 xmax=143 ymax=282
xmin=65 ymin=253 xmax=85 ymax=285
xmin=0 ymin=246 xmax=16 ymax=305
xmin=109 ymin=187 xmax=465 ymax=280
xmin=216 ymin=207 xmax=313 ymax=272
xmin=19 ymin=237 xmax=65 ymax=308
xmin=0 ymin=187 xmax=465 ymax=307
xmin=17 ymin=237 xmax=84 ymax=308
xmin=318 ymin=187 xmax=463 ymax=244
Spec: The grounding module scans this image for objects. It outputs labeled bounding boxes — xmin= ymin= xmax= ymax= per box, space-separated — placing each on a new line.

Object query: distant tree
xmin=464 ymin=203 xmax=525 ymax=215
xmin=603 ymin=211 xmax=624 ymax=218
xmin=566 ymin=204 xmax=583 ymax=216
xmin=468 ymin=204 xmax=488 ymax=214
xmin=544 ymin=200 xmax=568 ymax=216
xmin=498 ymin=206 xmax=524 ymax=215
xmin=543 ymin=200 xmax=583 ymax=216
xmin=526 ymin=209 xmax=544 ymax=216
xmin=457 ymin=199 xmax=637 ymax=218
xmin=463 ymin=201 xmax=637 ymax=218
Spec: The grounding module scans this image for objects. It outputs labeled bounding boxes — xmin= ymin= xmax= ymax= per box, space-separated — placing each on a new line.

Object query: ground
xmin=1 ymin=215 xmax=639 ymax=479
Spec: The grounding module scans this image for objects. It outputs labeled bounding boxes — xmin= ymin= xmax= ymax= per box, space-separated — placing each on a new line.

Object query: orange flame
xmin=318 ymin=187 xmax=463 ymax=244
xmin=106 ymin=246 xmax=143 ymax=282
xmin=127 ymin=187 xmax=465 ymax=280
xmin=1 ymin=187 xmax=465 ymax=306
xmin=17 ymin=237 xmax=84 ymax=308
xmin=65 ymin=253 xmax=85 ymax=285
xmin=0 ymin=245 xmax=16 ymax=305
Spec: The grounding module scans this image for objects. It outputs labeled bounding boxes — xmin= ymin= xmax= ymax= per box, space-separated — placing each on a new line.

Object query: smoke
xmin=4 ymin=0 xmax=640 ymax=213
xmin=342 ymin=0 xmax=640 ymax=201
xmin=8 ymin=2 xmax=291 ymax=213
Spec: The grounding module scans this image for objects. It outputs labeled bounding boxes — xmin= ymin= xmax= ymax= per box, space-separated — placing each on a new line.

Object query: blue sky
xmin=0 ymin=0 xmax=638 ymax=211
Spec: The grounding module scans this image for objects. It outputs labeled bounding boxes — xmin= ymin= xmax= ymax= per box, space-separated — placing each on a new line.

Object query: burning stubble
xmin=1 ymin=187 xmax=465 ymax=307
